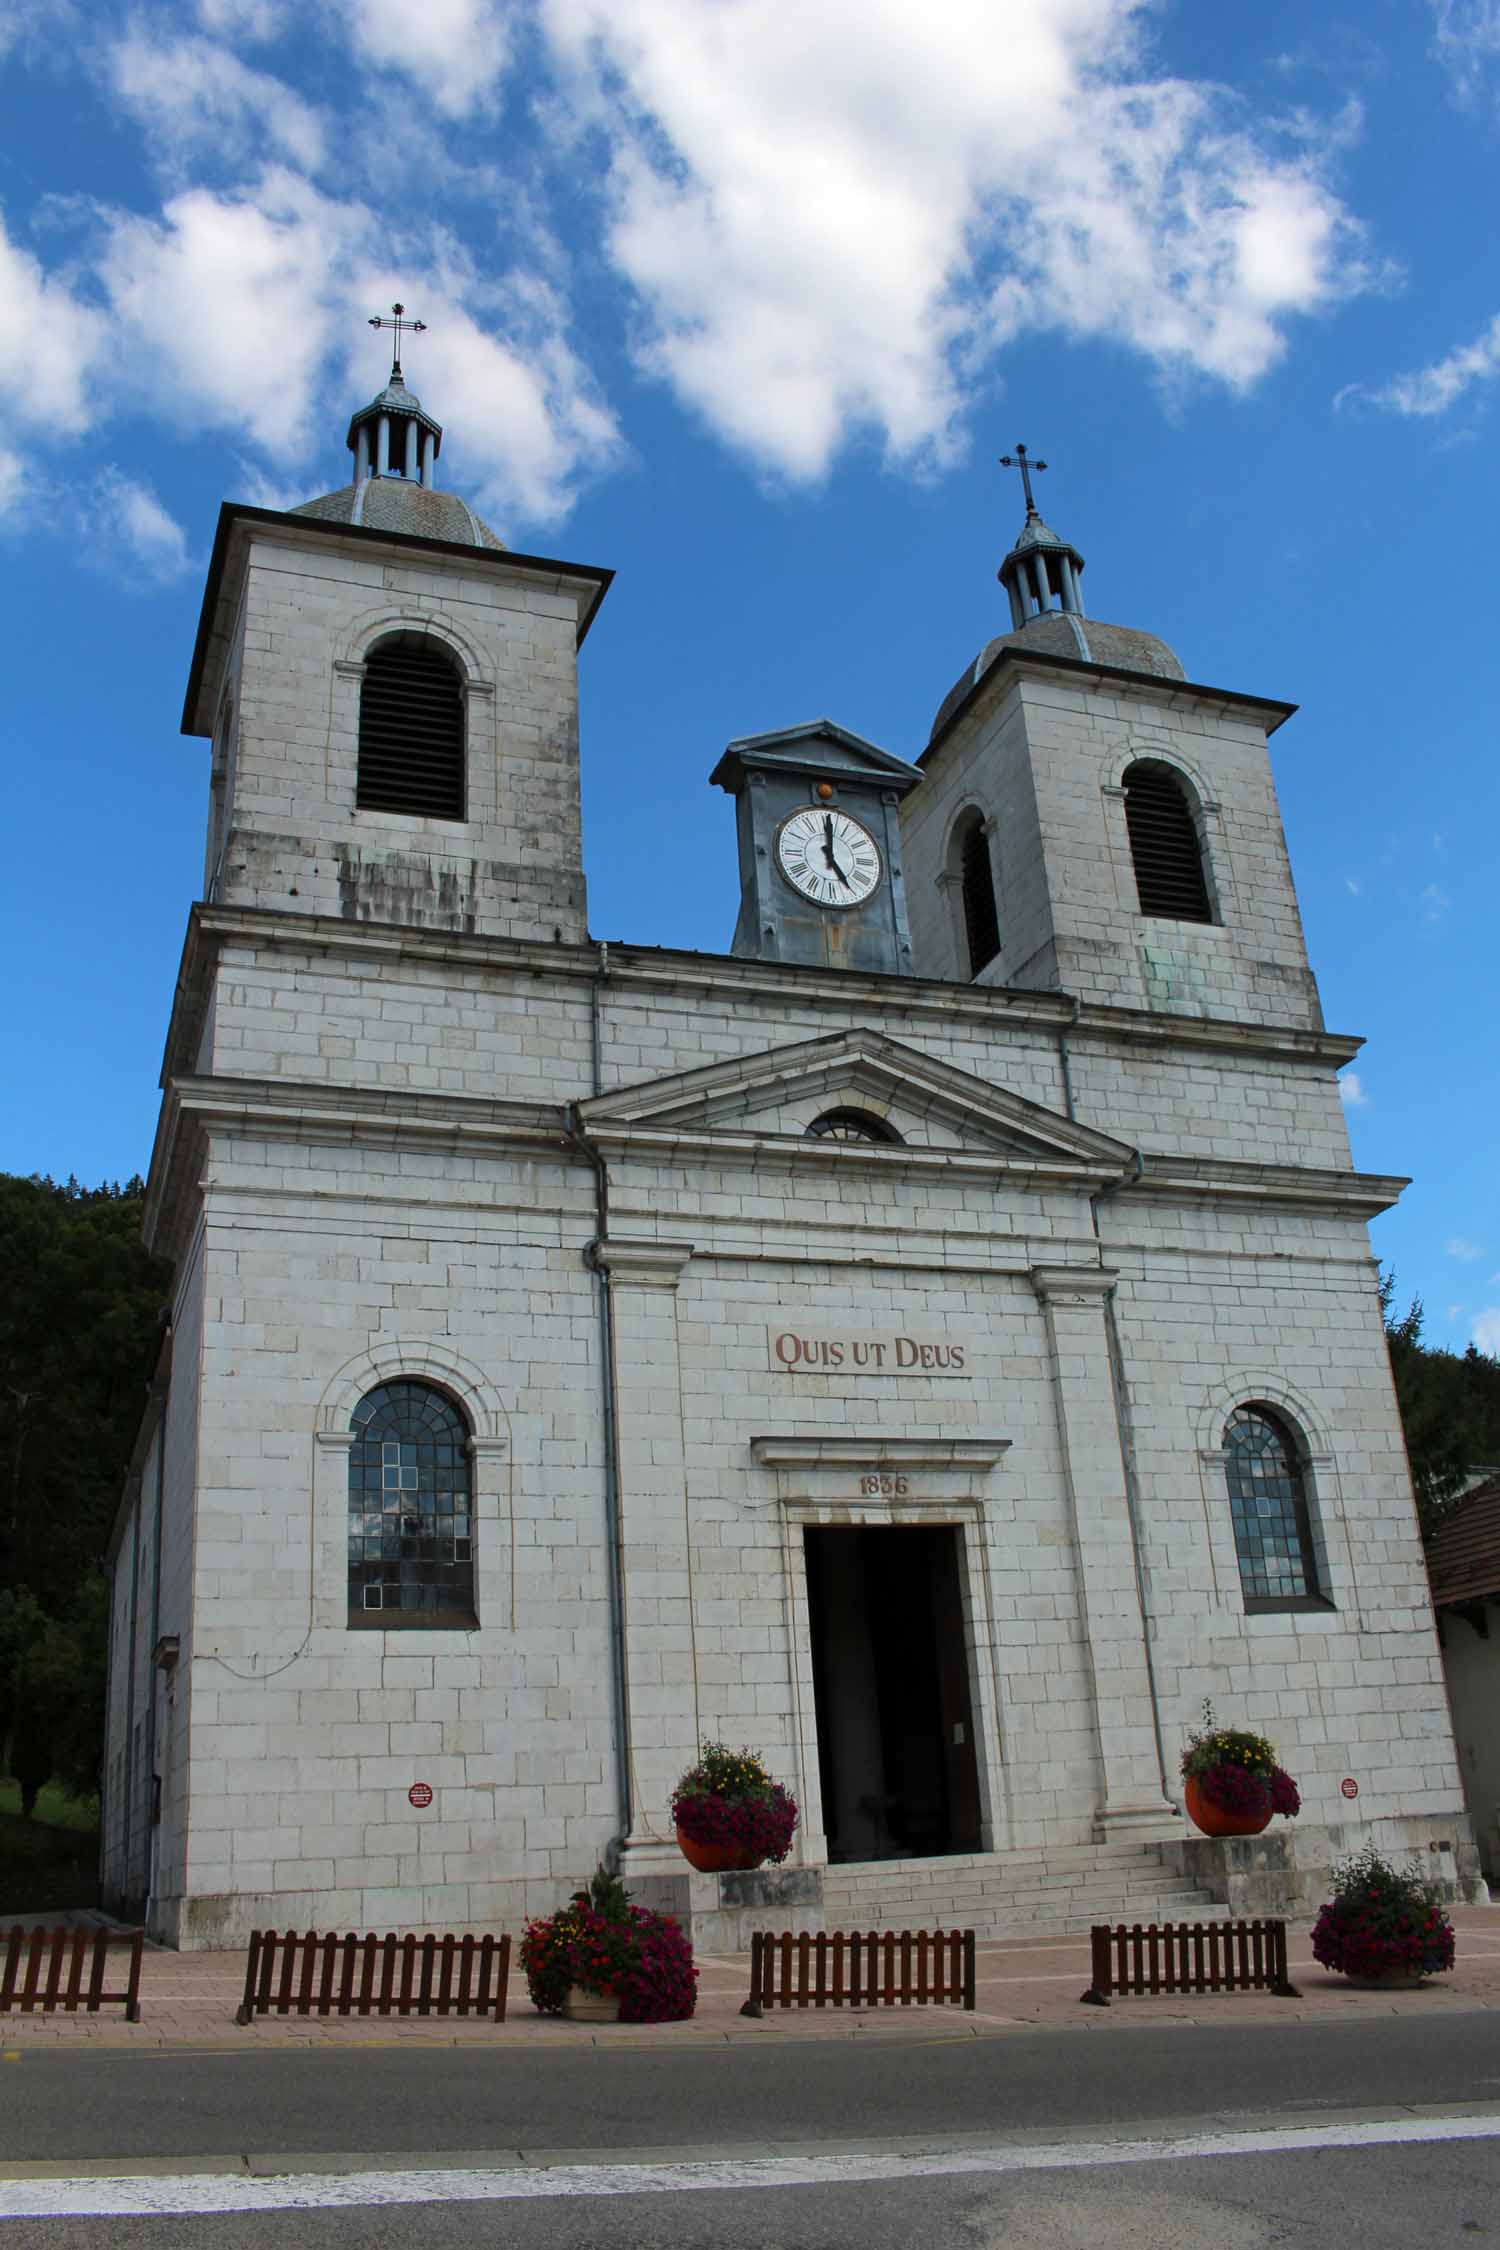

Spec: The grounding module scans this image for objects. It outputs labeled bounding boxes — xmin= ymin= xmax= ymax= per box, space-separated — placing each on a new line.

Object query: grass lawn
xmin=0 ymin=1779 xmax=100 ymax=1918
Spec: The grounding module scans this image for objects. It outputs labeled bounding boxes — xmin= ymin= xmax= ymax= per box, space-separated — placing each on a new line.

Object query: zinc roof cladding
xmin=1426 ymin=1474 xmax=1500 ymax=1607
xmin=293 ymin=477 xmax=508 ymax=550
xmin=1005 ymin=511 xmax=1081 ymax=557
xmin=927 ymin=613 xmax=1190 ymax=744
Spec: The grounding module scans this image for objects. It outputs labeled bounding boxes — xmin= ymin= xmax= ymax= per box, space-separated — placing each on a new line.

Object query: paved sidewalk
xmin=2 ymin=1907 xmax=1496 ymax=2052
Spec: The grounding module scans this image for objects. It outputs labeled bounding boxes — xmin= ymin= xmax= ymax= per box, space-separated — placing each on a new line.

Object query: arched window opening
xmin=357 ymin=633 xmax=466 ymax=820
xmin=348 ymin=1380 xmax=475 ymax=1627
xmin=805 ymin=1108 xmax=903 ymax=1144
xmin=957 ymin=814 xmax=1001 ymax=975
xmin=1223 ymin=1405 xmax=1323 ymax=1611
xmin=1123 ymin=762 xmax=1212 ymax=922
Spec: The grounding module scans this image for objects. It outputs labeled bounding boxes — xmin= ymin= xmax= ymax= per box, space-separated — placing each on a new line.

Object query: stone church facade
xmin=101 ymin=372 xmax=1483 ymax=1945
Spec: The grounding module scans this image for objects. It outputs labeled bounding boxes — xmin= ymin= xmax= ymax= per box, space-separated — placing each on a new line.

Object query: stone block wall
xmin=210 ymin=529 xmax=588 ymax=944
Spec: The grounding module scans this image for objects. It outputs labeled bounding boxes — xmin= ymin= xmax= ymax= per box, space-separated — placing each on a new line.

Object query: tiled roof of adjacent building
xmin=1426 ymin=1472 xmax=1500 ymax=1607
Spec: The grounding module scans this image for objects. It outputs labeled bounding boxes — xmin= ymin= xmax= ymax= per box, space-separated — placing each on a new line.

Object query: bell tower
xmin=184 ymin=310 xmax=612 ymax=942
xmin=900 ymin=448 xmax=1323 ymax=1030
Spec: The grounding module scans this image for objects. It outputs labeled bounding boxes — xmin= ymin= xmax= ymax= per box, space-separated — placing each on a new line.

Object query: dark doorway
xmin=804 ymin=1525 xmax=982 ymax=1863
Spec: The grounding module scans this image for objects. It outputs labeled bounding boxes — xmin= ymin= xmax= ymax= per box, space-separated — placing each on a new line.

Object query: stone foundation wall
xmin=1155 ymin=1816 xmax=1489 ymax=1917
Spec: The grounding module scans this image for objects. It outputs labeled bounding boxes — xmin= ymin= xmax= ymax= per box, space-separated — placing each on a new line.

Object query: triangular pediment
xmin=709 ymin=720 xmax=921 ymax=798
xmin=578 ymin=1029 xmax=1134 ymax=1180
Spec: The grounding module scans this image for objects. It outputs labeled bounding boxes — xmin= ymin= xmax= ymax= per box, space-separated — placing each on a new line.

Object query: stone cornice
xmin=751 ymin=1436 xmax=1011 ymax=1470
xmin=143 ymin=1074 xmax=570 ymax=1262
xmin=588 ymin=1236 xmax=696 ymax=1288
xmin=1030 ymin=1265 xmax=1120 ymax=1307
xmin=920 ymin=638 xmax=1297 ymax=770
xmin=183 ymin=503 xmax=613 ymax=736
xmin=166 ymin=902 xmax=1366 ymax=1074
xmin=1122 ymin=1155 xmax=1408 ymax=1220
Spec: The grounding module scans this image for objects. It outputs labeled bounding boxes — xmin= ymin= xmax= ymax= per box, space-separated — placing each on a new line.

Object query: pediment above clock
xmin=709 ymin=719 xmax=922 ymax=797
xmin=577 ymin=1029 xmax=1135 ymax=1181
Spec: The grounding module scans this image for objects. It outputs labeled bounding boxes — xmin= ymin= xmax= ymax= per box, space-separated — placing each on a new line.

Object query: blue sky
xmin=2 ymin=0 xmax=1497 ymax=1356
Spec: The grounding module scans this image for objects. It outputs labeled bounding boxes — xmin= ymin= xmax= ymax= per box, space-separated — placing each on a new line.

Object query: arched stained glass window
xmin=348 ymin=1381 xmax=476 ymax=1627
xmin=1123 ymin=761 xmax=1213 ymax=922
xmin=805 ymin=1109 xmax=903 ymax=1143
xmin=1224 ymin=1405 xmax=1323 ymax=1610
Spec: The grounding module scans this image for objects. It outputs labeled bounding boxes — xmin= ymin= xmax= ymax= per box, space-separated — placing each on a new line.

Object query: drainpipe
xmin=1055 ymin=994 xmax=1081 ymax=1122
xmin=118 ymin=1477 xmax=142 ymax=1913
xmin=142 ymin=1381 xmax=167 ymax=1931
xmin=1089 ymin=1149 xmax=1173 ymax=1802
xmin=563 ymin=941 xmax=633 ymax=1855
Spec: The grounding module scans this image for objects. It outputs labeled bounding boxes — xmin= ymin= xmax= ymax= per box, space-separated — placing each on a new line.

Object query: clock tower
xmin=710 ymin=719 xmax=921 ymax=974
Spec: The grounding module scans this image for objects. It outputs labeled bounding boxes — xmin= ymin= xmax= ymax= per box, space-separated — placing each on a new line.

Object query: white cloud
xmin=0 ymin=211 xmax=104 ymax=434
xmin=90 ymin=171 xmax=618 ymax=523
xmin=379 ymin=260 xmax=623 ymax=524
xmin=1473 ymin=1306 xmax=1500 ymax=1357
xmin=109 ymin=30 xmax=327 ymax=174
xmin=1422 ymin=882 xmax=1452 ymax=920
xmin=1339 ymin=1071 xmax=1369 ymax=1108
xmin=1363 ymin=310 xmax=1500 ymax=417
xmin=83 ymin=468 xmax=193 ymax=583
xmin=539 ymin=0 xmax=1366 ymax=480
xmin=1430 ymin=2 xmax=1500 ymax=101
xmin=98 ymin=171 xmax=371 ymax=456
xmin=330 ymin=0 xmax=513 ymax=118
xmin=196 ymin=0 xmax=288 ymax=36
xmin=1448 ymin=1236 xmax=1485 ymax=1261
xmin=1345 ymin=875 xmax=1361 ymax=895
xmin=0 ymin=448 xmax=24 ymax=517
xmin=0 ymin=0 xmax=76 ymax=66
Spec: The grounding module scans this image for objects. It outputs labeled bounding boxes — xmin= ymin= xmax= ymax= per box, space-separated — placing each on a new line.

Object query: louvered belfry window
xmin=357 ymin=633 xmax=466 ymax=820
xmin=959 ymin=816 xmax=1001 ymax=975
xmin=1123 ymin=762 xmax=1212 ymax=921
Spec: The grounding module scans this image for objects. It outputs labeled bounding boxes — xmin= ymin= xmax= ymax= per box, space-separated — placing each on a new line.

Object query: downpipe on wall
xmin=564 ymin=939 xmax=633 ymax=1858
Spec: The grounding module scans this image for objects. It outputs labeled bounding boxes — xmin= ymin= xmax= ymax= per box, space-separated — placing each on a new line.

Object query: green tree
xmin=1380 ymin=1270 xmax=1500 ymax=1538
xmin=0 ymin=1176 xmax=166 ymax=1802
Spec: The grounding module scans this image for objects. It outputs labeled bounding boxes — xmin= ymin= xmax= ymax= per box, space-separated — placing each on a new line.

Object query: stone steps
xmin=820 ymin=1840 xmax=1227 ymax=1939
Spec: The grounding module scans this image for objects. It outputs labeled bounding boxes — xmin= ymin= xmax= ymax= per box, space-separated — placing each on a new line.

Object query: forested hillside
xmin=0 ymin=1175 xmax=168 ymax=1812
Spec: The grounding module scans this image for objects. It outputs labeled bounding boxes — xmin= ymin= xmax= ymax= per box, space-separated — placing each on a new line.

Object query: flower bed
xmin=671 ymin=1741 xmax=798 ymax=1868
xmin=1310 ymin=1844 xmax=1456 ymax=1982
xmin=520 ymin=1869 xmax=698 ymax=2024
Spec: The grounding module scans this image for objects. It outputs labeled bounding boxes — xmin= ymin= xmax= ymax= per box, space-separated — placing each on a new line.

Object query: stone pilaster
xmin=590 ymin=1236 xmax=702 ymax=1872
xmin=1030 ymin=1264 xmax=1172 ymax=1836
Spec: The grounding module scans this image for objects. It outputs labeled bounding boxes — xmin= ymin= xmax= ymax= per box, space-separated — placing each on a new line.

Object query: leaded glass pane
xmin=1224 ymin=1406 xmax=1319 ymax=1606
xmin=347 ymin=1380 xmax=476 ymax=1627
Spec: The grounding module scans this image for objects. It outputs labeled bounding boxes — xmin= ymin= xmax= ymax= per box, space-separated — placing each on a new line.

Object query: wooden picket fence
xmin=236 ymin=1929 xmax=511 ymax=2024
xmin=741 ymin=1927 xmax=975 ymax=2016
xmin=1081 ymin=1918 xmax=1298 ymax=2006
xmin=1 ymin=1925 xmax=144 ymax=2021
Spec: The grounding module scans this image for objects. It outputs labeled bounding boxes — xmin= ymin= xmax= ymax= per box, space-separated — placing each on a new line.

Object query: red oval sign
xmin=408 ymin=1781 xmax=433 ymax=1809
xmin=1340 ymin=1777 xmax=1358 ymax=1800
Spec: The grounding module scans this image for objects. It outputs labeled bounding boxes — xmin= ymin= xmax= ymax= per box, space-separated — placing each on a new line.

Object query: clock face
xmin=775 ymin=806 xmax=883 ymax=908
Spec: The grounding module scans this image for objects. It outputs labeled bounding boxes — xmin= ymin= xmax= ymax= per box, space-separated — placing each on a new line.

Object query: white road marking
xmin=3 ymin=2114 xmax=1500 ymax=2218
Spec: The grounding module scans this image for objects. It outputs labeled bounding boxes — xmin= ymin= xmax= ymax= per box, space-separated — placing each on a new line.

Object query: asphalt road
xmin=4 ymin=2014 xmax=1500 ymax=2247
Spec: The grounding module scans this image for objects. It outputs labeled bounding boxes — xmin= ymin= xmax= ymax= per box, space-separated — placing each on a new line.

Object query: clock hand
xmin=821 ymin=815 xmax=853 ymax=886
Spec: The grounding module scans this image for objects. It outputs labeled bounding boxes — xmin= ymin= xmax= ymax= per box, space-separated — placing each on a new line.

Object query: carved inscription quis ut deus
xmin=768 ymin=1329 xmax=972 ymax=1377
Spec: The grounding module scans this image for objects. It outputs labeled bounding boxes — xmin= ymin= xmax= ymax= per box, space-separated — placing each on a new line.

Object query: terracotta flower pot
xmin=1183 ymin=1773 xmax=1272 ymax=1838
xmin=562 ymin=1984 xmax=621 ymax=2022
xmin=675 ymin=1827 xmax=764 ymax=1875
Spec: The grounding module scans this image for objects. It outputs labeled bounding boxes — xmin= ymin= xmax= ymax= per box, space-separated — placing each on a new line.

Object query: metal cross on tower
xmin=999 ymin=442 xmax=1047 ymax=518
xmin=368 ymin=303 xmax=427 ymax=382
